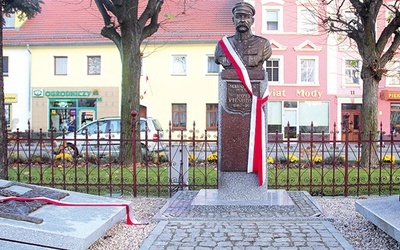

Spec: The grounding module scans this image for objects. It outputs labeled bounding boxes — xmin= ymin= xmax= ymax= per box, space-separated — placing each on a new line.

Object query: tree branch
xmin=139 ymin=0 xmax=164 ymax=41
xmin=100 ymin=26 xmax=122 ymax=54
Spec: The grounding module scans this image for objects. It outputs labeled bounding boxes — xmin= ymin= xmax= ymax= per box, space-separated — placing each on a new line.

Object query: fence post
xmin=342 ymin=112 xmax=350 ymax=196
xmin=131 ymin=110 xmax=138 ymax=197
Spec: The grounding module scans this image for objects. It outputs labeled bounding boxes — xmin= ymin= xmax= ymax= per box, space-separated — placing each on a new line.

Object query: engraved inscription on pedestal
xmin=226 ymin=82 xmax=260 ymax=114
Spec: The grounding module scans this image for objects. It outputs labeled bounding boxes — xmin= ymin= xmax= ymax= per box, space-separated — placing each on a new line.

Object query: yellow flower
xmin=382 ymin=154 xmax=396 ymax=163
xmin=206 ymin=153 xmax=218 ymax=162
xmin=188 ymin=154 xmax=196 ymax=161
xmin=312 ymin=155 xmax=323 ymax=163
xmin=287 ymin=154 xmax=298 ymax=163
xmin=55 ymin=153 xmax=73 ymax=162
xmin=267 ymin=156 xmax=274 ymax=164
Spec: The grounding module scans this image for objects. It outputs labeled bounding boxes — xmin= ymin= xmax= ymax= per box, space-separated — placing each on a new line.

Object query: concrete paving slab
xmin=355 ymin=195 xmax=400 ymax=242
xmin=0 ymin=180 xmax=132 ymax=250
xmin=191 ymin=189 xmax=294 ymax=208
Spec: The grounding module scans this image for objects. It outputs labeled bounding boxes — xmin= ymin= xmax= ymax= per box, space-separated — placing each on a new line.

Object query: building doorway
xmin=341 ymin=104 xmax=362 ymax=141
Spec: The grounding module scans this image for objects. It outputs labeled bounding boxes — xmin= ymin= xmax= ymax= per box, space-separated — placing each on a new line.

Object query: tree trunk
xmin=119 ymin=22 xmax=142 ymax=164
xmin=360 ymin=66 xmax=379 ymax=167
xmin=0 ymin=7 xmax=8 ymax=179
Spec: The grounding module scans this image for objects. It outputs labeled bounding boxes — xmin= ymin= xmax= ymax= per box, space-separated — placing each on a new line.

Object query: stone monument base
xmin=191 ymin=172 xmax=294 ymax=210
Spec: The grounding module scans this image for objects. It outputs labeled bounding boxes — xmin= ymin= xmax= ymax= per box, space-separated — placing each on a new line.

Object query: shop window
xmin=345 ymin=59 xmax=361 ymax=85
xmin=206 ymin=103 xmax=218 ymax=130
xmin=268 ymin=101 xmax=329 ymax=137
xmin=87 ymin=56 xmax=101 ymax=75
xmin=54 ymin=56 xmax=67 ymax=75
xmin=172 ymin=103 xmax=186 ymax=130
xmin=49 ymin=98 xmax=97 ymax=132
xmin=299 ymin=102 xmax=329 ymax=133
xmin=207 ymin=56 xmax=219 ymax=74
xmin=3 ymin=56 xmax=8 ymax=76
xmin=390 ymin=104 xmax=400 ymax=134
xmin=268 ymin=101 xmax=282 ymax=133
xmin=172 ymin=55 xmax=187 ymax=75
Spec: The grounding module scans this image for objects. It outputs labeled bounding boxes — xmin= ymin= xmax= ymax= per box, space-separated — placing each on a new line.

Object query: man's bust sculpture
xmin=214 ymin=2 xmax=272 ymax=70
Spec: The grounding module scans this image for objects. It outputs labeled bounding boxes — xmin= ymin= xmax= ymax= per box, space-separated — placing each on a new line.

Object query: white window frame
xmin=297 ymin=56 xmax=319 ymax=85
xmin=297 ymin=7 xmax=318 ymax=34
xmin=171 ymin=54 xmax=187 ymax=75
xmin=262 ymin=6 xmax=283 ymax=33
xmin=87 ymin=55 xmax=101 ymax=75
xmin=206 ymin=55 xmax=219 ymax=75
xmin=344 ymin=59 xmax=361 ymax=86
xmin=386 ymin=60 xmax=400 ymax=86
xmin=54 ymin=56 xmax=68 ymax=75
xmin=3 ymin=13 xmax=15 ymax=28
xmin=265 ymin=56 xmax=284 ymax=84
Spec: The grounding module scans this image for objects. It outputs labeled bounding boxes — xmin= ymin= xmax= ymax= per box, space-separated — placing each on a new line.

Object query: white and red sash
xmin=219 ymin=36 xmax=268 ymax=186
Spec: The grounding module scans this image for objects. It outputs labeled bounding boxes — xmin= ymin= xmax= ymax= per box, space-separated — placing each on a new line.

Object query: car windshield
xmin=79 ymin=120 xmax=108 ymax=134
xmin=152 ymin=119 xmax=163 ymax=131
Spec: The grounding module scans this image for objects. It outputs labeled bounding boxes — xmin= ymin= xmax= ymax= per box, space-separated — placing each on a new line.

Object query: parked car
xmin=54 ymin=117 xmax=164 ymax=157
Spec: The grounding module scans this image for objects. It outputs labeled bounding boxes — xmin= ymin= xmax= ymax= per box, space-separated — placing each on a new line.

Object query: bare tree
xmin=316 ymin=0 xmax=400 ymax=166
xmin=0 ymin=0 xmax=43 ymax=179
xmin=92 ymin=0 xmax=166 ymax=162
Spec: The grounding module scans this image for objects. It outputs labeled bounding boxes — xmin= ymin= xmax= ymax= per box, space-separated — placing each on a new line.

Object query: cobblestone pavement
xmin=139 ymin=191 xmax=354 ymax=250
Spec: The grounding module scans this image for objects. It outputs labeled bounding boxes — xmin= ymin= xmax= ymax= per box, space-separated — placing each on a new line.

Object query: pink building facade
xmin=248 ymin=0 xmax=400 ymax=140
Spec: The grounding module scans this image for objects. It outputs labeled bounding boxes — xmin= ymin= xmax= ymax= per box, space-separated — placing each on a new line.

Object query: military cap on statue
xmin=232 ymin=2 xmax=256 ymax=16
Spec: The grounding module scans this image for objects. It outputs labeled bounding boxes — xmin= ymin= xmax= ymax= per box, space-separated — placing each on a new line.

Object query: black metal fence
xmin=6 ymin=117 xmax=400 ymax=197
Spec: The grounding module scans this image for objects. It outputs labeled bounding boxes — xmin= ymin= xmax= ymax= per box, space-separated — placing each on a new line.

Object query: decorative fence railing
xmin=6 ymin=118 xmax=400 ymax=197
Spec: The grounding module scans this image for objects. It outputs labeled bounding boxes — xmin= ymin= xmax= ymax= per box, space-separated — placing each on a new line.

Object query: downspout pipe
xmin=26 ymin=44 xmax=31 ymax=120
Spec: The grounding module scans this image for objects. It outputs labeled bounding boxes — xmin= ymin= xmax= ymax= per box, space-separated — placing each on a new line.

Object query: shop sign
xmin=268 ymin=88 xmax=323 ymax=99
xmin=45 ymin=90 xmax=92 ymax=97
xmin=5 ymin=94 xmax=17 ymax=103
xmin=32 ymin=88 xmax=44 ymax=98
xmin=380 ymin=90 xmax=400 ymax=100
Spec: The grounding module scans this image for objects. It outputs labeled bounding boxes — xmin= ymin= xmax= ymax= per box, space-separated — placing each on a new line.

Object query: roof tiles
xmin=4 ymin=0 xmax=236 ymax=46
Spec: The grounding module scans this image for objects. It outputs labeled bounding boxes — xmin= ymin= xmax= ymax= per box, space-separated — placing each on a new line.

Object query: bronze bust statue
xmin=214 ymin=2 xmax=272 ymax=70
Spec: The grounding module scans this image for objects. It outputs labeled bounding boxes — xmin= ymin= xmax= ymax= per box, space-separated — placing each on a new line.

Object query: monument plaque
xmin=226 ymin=82 xmax=260 ymax=113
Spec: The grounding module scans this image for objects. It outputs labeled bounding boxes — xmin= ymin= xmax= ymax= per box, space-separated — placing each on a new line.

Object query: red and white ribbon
xmin=219 ymin=36 xmax=268 ymax=186
xmin=0 ymin=196 xmax=146 ymax=226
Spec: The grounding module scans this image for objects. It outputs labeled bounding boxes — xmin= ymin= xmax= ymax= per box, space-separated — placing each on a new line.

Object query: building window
xmin=268 ymin=101 xmax=282 ymax=133
xmin=391 ymin=103 xmax=400 ymax=133
xmin=206 ymin=104 xmax=218 ymax=130
xmin=266 ymin=9 xmax=279 ymax=30
xmin=172 ymin=103 xmax=187 ymax=130
xmin=299 ymin=58 xmax=317 ymax=84
xmin=5 ymin=104 xmax=11 ymax=130
xmin=345 ymin=59 xmax=360 ymax=85
xmin=298 ymin=8 xmax=318 ymax=33
xmin=207 ymin=56 xmax=219 ymax=74
xmin=266 ymin=58 xmax=280 ymax=82
xmin=387 ymin=60 xmax=400 ymax=86
xmin=268 ymin=101 xmax=329 ymax=137
xmin=87 ymin=56 xmax=101 ymax=75
xmin=3 ymin=56 xmax=9 ymax=76
xmin=49 ymin=99 xmax=97 ymax=132
xmin=172 ymin=55 xmax=187 ymax=75
xmin=54 ymin=56 xmax=68 ymax=75
xmin=299 ymin=102 xmax=329 ymax=133
xmin=3 ymin=13 xmax=15 ymax=28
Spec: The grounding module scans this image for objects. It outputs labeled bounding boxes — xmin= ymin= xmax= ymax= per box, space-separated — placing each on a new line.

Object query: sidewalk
xmin=139 ymin=190 xmax=354 ymax=250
